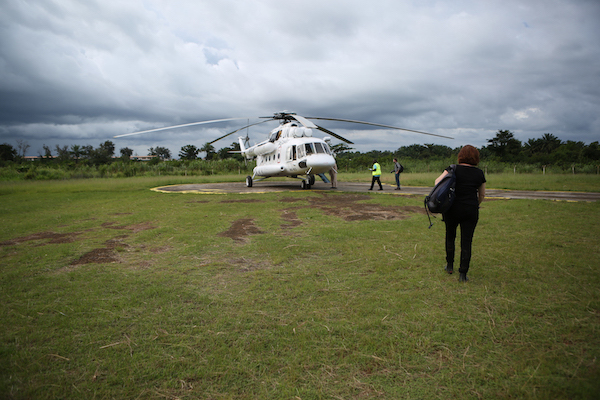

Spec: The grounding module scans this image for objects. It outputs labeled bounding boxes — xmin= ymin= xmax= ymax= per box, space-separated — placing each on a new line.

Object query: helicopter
xmin=115 ymin=111 xmax=452 ymax=189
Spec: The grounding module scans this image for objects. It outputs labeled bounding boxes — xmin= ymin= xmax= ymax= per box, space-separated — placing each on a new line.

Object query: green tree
xmin=486 ymin=130 xmax=522 ymax=161
xmin=217 ymin=142 xmax=242 ymax=160
xmin=200 ymin=142 xmax=216 ymax=160
xmin=16 ymin=139 xmax=30 ymax=158
xmin=329 ymin=143 xmax=354 ymax=154
xmin=41 ymin=144 xmax=53 ymax=160
xmin=0 ymin=143 xmax=17 ymax=161
xmin=149 ymin=146 xmax=171 ymax=161
xmin=552 ymin=141 xmax=586 ymax=165
xmin=55 ymin=145 xmax=71 ymax=163
xmin=120 ymin=147 xmax=133 ymax=161
xmin=87 ymin=140 xmax=116 ymax=165
xmin=81 ymin=145 xmax=94 ymax=161
xmin=583 ymin=141 xmax=600 ymax=162
xmin=179 ymin=144 xmax=200 ymax=160
xmin=70 ymin=145 xmax=83 ymax=164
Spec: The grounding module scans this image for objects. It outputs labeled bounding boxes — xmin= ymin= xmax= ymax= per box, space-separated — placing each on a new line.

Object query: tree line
xmin=332 ymin=130 xmax=600 ymax=168
xmin=0 ymin=140 xmax=244 ymax=165
xmin=1 ymin=130 xmax=599 ymax=177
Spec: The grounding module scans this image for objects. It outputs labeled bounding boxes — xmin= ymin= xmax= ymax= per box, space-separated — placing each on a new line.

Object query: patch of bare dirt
xmin=149 ymin=245 xmax=172 ymax=254
xmin=0 ymin=231 xmax=81 ymax=247
xmin=70 ymin=237 xmax=131 ymax=266
xmin=230 ymin=257 xmax=272 ymax=272
xmin=280 ymin=210 xmax=303 ymax=229
xmin=219 ymin=199 xmax=265 ymax=204
xmin=217 ymin=193 xmax=425 ymax=241
xmin=217 ymin=218 xmax=264 ymax=242
xmin=282 ymin=193 xmax=426 ymax=222
xmin=101 ymin=221 xmax=157 ymax=232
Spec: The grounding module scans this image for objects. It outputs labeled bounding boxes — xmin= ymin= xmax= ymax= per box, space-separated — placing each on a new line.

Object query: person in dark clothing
xmin=392 ymin=158 xmax=402 ymax=190
xmin=434 ymin=145 xmax=486 ymax=282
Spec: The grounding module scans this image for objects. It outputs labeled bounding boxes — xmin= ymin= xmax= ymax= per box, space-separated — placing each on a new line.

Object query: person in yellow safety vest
xmin=369 ymin=159 xmax=383 ymax=190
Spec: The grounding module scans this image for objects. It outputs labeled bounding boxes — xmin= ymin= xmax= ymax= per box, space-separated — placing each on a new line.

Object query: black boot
xmin=444 ymin=265 xmax=453 ymax=274
xmin=459 ymin=273 xmax=468 ymax=282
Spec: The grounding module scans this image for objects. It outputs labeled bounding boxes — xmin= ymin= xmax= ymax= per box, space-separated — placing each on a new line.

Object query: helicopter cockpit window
xmin=304 ymin=143 xmax=314 ymax=155
xmin=323 ymin=143 xmax=332 ymax=155
xmin=314 ymin=142 xmax=325 ymax=154
xmin=297 ymin=144 xmax=305 ymax=159
xmin=269 ymin=131 xmax=280 ymax=142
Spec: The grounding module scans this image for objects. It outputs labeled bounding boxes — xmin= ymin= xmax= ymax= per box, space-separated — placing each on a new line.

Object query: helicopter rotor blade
xmin=290 ymin=114 xmax=318 ymax=129
xmin=306 ymin=117 xmax=453 ymax=140
xmin=315 ymin=126 xmax=354 ymax=144
xmin=114 ymin=117 xmax=251 ymax=138
xmin=207 ymin=119 xmax=272 ymax=145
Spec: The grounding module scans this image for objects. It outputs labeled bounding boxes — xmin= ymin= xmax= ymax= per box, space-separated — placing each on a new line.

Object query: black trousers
xmin=443 ymin=206 xmax=479 ymax=273
xmin=370 ymin=176 xmax=382 ymax=189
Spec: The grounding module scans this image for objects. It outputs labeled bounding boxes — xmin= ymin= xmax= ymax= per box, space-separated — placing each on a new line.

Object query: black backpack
xmin=424 ymin=165 xmax=456 ymax=228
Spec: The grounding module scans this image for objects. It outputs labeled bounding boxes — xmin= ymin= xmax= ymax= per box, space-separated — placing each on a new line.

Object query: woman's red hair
xmin=457 ymin=145 xmax=480 ymax=166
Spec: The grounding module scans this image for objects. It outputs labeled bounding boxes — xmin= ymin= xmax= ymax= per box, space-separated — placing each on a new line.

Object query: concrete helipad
xmin=152 ymin=181 xmax=600 ymax=202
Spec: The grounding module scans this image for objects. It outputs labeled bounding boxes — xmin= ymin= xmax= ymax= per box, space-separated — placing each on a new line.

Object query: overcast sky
xmin=1 ymin=0 xmax=599 ymax=157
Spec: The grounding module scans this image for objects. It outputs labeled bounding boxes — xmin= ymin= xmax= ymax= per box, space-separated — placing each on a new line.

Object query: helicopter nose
xmin=306 ymin=154 xmax=336 ymax=174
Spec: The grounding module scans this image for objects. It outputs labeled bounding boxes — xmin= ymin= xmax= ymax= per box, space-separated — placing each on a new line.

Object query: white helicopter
xmin=115 ymin=111 xmax=452 ymax=189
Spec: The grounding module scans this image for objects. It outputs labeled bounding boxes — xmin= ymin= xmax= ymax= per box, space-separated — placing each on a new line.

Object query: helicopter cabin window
xmin=314 ymin=142 xmax=325 ymax=154
xmin=304 ymin=143 xmax=314 ymax=155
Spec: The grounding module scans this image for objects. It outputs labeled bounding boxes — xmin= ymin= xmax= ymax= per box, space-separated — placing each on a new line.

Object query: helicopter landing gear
xmin=309 ymin=174 xmax=315 ymax=186
xmin=245 ymin=175 xmax=253 ymax=187
xmin=301 ymin=179 xmax=311 ymax=190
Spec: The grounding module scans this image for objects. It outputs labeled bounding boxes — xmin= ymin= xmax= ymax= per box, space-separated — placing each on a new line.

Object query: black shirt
xmin=446 ymin=164 xmax=486 ymax=208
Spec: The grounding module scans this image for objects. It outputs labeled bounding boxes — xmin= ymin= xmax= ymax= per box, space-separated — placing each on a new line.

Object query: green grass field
xmin=1 ymin=175 xmax=599 ymax=399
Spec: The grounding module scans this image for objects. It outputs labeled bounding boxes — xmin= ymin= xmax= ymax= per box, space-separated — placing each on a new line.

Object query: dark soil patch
xmin=280 ymin=210 xmax=303 ymax=229
xmin=149 ymin=245 xmax=172 ymax=254
xmin=281 ymin=193 xmax=425 ymax=222
xmin=217 ymin=218 xmax=264 ymax=242
xmin=230 ymin=257 xmax=272 ymax=272
xmin=71 ymin=237 xmax=131 ymax=266
xmin=0 ymin=231 xmax=81 ymax=247
xmin=219 ymin=193 xmax=425 ymax=241
xmin=220 ymin=199 xmax=265 ymax=204
xmin=101 ymin=221 xmax=156 ymax=232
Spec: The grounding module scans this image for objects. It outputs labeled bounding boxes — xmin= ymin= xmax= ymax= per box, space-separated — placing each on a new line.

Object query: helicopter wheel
xmin=309 ymin=174 xmax=315 ymax=185
xmin=301 ymin=180 xmax=310 ymax=190
xmin=245 ymin=176 xmax=253 ymax=187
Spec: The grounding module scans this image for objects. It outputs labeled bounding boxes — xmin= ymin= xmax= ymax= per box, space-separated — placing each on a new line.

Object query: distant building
xmin=130 ymin=155 xmax=158 ymax=161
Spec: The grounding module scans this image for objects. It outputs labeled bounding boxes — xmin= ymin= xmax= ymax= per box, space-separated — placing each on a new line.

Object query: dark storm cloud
xmin=1 ymin=0 xmax=599 ymax=156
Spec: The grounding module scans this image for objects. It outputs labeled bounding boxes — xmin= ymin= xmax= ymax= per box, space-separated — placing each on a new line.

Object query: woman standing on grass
xmin=435 ymin=145 xmax=486 ymax=282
